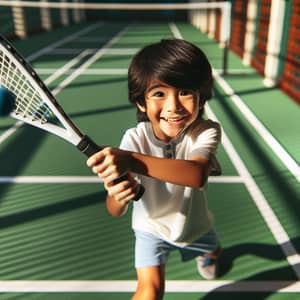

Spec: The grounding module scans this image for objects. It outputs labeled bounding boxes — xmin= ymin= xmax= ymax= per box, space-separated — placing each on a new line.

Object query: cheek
xmin=187 ymin=100 xmax=200 ymax=115
xmin=145 ymin=101 xmax=162 ymax=116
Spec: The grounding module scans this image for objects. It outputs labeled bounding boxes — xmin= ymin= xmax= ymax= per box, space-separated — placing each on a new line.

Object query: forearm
xmin=105 ymin=174 xmax=142 ymax=217
xmin=106 ymin=194 xmax=129 ymax=217
xmin=130 ymin=151 xmax=210 ymax=188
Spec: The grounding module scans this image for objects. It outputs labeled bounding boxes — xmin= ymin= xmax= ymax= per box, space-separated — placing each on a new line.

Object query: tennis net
xmin=0 ymin=0 xmax=231 ymax=74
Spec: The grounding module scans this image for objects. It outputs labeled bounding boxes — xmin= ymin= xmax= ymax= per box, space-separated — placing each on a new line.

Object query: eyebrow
xmin=146 ymin=84 xmax=167 ymax=93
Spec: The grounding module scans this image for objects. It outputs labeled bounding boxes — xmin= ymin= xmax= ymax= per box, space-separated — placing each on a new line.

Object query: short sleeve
xmin=188 ymin=120 xmax=222 ymax=159
xmin=119 ymin=124 xmax=147 ymax=153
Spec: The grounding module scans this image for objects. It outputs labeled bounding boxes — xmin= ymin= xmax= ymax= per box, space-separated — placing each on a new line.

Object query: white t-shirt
xmin=120 ymin=119 xmax=221 ymax=246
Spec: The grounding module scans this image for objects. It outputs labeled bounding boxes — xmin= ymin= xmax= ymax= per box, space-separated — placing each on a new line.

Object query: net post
xmin=11 ymin=4 xmax=27 ymax=38
xmin=222 ymin=39 xmax=229 ymax=76
xmin=220 ymin=1 xmax=231 ymax=76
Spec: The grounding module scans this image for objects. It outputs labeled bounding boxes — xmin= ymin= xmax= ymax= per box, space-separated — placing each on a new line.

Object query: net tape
xmin=0 ymin=1 xmax=231 ymax=43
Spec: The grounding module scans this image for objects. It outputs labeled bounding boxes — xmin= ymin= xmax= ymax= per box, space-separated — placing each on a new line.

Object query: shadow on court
xmin=201 ymin=266 xmax=299 ymax=300
xmin=197 ymin=237 xmax=300 ymax=299
xmin=200 ymin=271 xmax=298 ymax=299
xmin=0 ymin=191 xmax=105 ymax=229
xmin=219 ymin=240 xmax=299 ymax=279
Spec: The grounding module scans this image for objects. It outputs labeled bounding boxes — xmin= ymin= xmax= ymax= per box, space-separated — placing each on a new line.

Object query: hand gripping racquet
xmin=0 ymin=34 xmax=144 ymax=200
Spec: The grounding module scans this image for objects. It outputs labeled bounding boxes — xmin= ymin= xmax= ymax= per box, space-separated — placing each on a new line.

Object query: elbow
xmin=190 ymin=178 xmax=207 ymax=189
xmin=186 ymin=160 xmax=210 ymax=188
xmin=191 ymin=168 xmax=209 ymax=189
xmin=199 ymin=176 xmax=208 ymax=188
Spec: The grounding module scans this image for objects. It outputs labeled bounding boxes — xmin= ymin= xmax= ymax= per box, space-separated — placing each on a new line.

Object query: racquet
xmin=0 ymin=34 xmax=144 ymax=200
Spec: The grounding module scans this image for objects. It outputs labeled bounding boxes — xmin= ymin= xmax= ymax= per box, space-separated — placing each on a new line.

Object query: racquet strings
xmin=0 ymin=46 xmax=52 ymax=123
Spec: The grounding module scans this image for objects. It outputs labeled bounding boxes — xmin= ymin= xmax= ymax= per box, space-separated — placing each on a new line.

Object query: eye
xmin=179 ymin=90 xmax=195 ymax=98
xmin=153 ymin=91 xmax=165 ymax=97
xmin=147 ymin=90 xmax=166 ymax=99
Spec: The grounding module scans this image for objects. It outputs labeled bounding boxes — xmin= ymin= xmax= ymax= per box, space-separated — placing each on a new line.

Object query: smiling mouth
xmin=161 ymin=116 xmax=186 ymax=125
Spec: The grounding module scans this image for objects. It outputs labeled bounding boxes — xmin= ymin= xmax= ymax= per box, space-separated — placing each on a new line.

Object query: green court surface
xmin=0 ymin=21 xmax=299 ymax=299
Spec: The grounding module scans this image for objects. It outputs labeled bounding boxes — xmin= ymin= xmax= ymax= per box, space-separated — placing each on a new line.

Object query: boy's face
xmin=137 ymin=80 xmax=202 ymax=142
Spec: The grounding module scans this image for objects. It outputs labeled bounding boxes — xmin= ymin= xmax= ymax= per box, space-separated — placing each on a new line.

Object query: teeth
xmin=168 ymin=118 xmax=182 ymax=122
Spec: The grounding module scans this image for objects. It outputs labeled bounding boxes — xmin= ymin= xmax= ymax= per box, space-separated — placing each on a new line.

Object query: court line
xmin=213 ymin=71 xmax=300 ymax=183
xmin=0 ymin=176 xmax=243 ymax=183
xmin=36 ymin=68 xmax=128 ymax=75
xmin=35 ymin=68 xmax=255 ymax=75
xmin=44 ymin=49 xmax=92 ymax=85
xmin=171 ymin=22 xmax=300 ymax=279
xmin=0 ymin=121 xmax=23 ymax=145
xmin=50 ymin=47 xmax=139 ymax=55
xmin=50 ymin=26 xmax=130 ymax=96
xmin=26 ymin=22 xmax=103 ymax=62
xmin=0 ymin=280 xmax=299 ymax=293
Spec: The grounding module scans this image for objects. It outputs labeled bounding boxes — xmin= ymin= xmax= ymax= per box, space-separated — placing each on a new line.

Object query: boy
xmin=87 ymin=39 xmax=222 ymax=300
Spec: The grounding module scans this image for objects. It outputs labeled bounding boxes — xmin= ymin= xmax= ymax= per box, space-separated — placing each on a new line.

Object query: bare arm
xmin=87 ymin=147 xmax=211 ymax=189
xmin=131 ymin=151 xmax=210 ymax=188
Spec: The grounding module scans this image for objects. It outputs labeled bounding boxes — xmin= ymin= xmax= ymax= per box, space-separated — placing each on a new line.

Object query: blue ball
xmin=0 ymin=86 xmax=15 ymax=116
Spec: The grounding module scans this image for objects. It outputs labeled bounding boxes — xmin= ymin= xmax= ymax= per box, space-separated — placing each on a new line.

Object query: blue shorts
xmin=134 ymin=229 xmax=220 ymax=268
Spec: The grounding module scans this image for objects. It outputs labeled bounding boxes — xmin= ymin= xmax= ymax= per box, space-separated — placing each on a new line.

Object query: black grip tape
xmin=77 ymin=135 xmax=144 ymax=201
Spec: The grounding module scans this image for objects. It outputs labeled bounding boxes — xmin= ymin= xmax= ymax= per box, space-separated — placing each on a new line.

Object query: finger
xmin=114 ymin=187 xmax=138 ymax=203
xmin=86 ymin=150 xmax=105 ymax=167
xmin=105 ymin=179 xmax=138 ymax=202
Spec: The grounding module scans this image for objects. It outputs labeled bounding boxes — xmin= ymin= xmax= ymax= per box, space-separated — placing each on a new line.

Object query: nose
xmin=166 ymin=93 xmax=183 ymax=112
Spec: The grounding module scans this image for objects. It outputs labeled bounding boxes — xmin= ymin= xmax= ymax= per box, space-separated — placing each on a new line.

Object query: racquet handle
xmin=77 ymin=135 xmax=144 ymax=201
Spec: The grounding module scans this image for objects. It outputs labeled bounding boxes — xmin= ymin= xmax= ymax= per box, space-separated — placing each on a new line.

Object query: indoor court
xmin=0 ymin=1 xmax=299 ymax=299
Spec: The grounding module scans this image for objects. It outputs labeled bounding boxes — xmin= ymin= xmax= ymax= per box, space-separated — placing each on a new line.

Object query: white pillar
xmin=72 ymin=0 xmax=81 ymax=23
xmin=208 ymin=9 xmax=216 ymax=39
xmin=12 ymin=5 xmax=27 ymax=38
xmin=243 ymin=0 xmax=257 ymax=66
xmin=263 ymin=0 xmax=286 ymax=87
xmin=60 ymin=0 xmax=70 ymax=26
xmin=40 ymin=0 xmax=52 ymax=31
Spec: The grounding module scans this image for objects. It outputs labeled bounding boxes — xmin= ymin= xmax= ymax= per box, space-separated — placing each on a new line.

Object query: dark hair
xmin=128 ymin=39 xmax=213 ymax=122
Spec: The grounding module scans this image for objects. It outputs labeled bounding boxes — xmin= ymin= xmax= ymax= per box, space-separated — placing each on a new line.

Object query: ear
xmin=136 ymin=102 xmax=146 ymax=112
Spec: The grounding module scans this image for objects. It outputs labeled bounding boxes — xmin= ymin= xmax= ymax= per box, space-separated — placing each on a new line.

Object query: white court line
xmin=171 ymin=22 xmax=300 ymax=279
xmin=36 ymin=68 xmax=128 ymax=75
xmin=50 ymin=26 xmax=130 ymax=96
xmin=0 ymin=280 xmax=299 ymax=293
xmin=50 ymin=47 xmax=139 ymax=55
xmin=0 ymin=121 xmax=23 ymax=145
xmin=35 ymin=67 xmax=254 ymax=75
xmin=26 ymin=23 xmax=103 ymax=62
xmin=0 ymin=176 xmax=242 ymax=183
xmin=213 ymin=71 xmax=300 ymax=183
xmin=43 ymin=49 xmax=92 ymax=85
